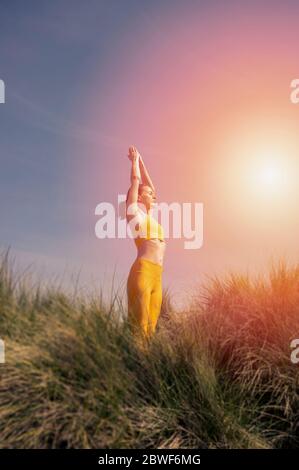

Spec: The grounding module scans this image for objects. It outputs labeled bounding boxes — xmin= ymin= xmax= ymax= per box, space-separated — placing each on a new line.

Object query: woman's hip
xmin=127 ymin=258 xmax=162 ymax=292
xmin=129 ymin=257 xmax=163 ymax=277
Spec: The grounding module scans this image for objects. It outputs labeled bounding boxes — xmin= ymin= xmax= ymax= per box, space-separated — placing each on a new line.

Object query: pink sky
xmin=66 ymin=3 xmax=299 ymax=308
xmin=2 ymin=1 xmax=299 ymax=310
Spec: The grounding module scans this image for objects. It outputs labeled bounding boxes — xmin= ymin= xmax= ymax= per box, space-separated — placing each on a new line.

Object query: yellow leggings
xmin=127 ymin=258 xmax=163 ymax=340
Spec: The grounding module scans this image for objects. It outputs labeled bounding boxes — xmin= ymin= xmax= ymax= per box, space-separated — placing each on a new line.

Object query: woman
xmin=126 ymin=145 xmax=166 ymax=344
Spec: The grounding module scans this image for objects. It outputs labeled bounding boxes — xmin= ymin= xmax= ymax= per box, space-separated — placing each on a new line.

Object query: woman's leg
xmin=127 ymin=258 xmax=163 ymax=342
xmin=127 ymin=268 xmax=153 ymax=339
xmin=148 ymin=278 xmax=163 ymax=336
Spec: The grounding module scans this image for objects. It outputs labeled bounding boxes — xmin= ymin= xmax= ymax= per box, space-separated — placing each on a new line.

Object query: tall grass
xmin=0 ymin=249 xmax=298 ymax=448
xmin=185 ymin=258 xmax=299 ymax=447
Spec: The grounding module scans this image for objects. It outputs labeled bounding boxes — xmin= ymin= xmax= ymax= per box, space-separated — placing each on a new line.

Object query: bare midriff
xmin=136 ymin=238 xmax=166 ymax=266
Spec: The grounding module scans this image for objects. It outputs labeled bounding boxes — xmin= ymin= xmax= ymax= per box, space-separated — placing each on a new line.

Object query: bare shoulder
xmin=126 ymin=203 xmax=143 ymax=223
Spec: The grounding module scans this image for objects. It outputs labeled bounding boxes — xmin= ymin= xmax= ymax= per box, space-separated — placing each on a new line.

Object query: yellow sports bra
xmin=134 ymin=212 xmax=165 ymax=248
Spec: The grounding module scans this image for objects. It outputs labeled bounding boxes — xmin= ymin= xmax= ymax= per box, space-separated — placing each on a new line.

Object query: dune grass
xmin=0 ymin=249 xmax=298 ymax=448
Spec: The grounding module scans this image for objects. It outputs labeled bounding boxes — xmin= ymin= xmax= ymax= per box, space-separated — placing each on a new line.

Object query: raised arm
xmin=126 ymin=146 xmax=141 ymax=222
xmin=128 ymin=146 xmax=156 ymax=193
xmin=139 ymin=153 xmax=156 ymax=193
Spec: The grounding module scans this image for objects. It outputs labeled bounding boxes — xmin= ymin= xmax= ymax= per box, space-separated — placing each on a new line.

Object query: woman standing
xmin=126 ymin=146 xmax=166 ymax=344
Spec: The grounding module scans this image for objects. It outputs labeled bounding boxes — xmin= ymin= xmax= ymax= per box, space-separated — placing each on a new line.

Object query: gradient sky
xmin=1 ymin=0 xmax=299 ymax=309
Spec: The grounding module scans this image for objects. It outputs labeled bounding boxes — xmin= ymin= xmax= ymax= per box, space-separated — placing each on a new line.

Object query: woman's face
xmin=138 ymin=185 xmax=157 ymax=209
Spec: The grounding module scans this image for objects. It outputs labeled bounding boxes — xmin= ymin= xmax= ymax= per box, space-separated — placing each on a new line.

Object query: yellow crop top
xmin=134 ymin=212 xmax=165 ymax=248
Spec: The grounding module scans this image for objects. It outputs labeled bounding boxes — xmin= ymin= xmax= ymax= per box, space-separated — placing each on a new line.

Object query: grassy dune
xmin=0 ymin=249 xmax=298 ymax=448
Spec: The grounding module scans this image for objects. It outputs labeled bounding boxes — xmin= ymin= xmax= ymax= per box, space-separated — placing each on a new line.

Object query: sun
xmin=256 ymin=161 xmax=287 ymax=189
xmin=236 ymin=147 xmax=294 ymax=208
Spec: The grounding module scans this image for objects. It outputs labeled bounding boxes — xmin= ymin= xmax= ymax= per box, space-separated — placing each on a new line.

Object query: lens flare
xmin=255 ymin=161 xmax=288 ymax=190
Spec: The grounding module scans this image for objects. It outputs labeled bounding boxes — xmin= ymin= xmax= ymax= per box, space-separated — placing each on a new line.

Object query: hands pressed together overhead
xmin=128 ymin=145 xmax=141 ymax=162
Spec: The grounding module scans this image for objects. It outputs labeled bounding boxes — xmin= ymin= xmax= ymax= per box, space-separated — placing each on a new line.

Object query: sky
xmin=1 ymin=0 xmax=299 ymax=309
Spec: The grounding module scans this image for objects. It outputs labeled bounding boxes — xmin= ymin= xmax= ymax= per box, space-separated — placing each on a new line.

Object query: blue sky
xmin=1 ymin=0 xmax=194 ymax=304
xmin=1 ymin=0 xmax=299 ymax=309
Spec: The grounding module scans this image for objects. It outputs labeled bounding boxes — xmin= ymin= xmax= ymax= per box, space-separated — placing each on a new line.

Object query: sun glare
xmin=256 ymin=161 xmax=287 ymax=189
xmin=221 ymin=114 xmax=299 ymax=198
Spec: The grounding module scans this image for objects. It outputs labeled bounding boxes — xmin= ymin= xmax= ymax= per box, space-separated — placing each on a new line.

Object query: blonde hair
xmin=126 ymin=183 xmax=147 ymax=203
